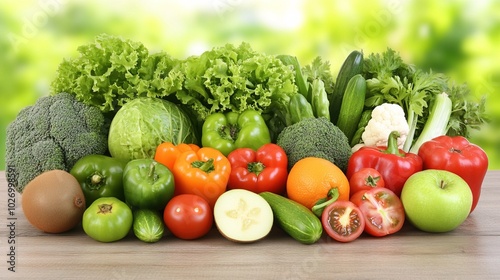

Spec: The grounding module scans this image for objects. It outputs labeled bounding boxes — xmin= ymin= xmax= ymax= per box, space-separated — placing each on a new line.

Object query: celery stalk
xmin=403 ymin=110 xmax=418 ymax=152
xmin=408 ymin=92 xmax=452 ymax=154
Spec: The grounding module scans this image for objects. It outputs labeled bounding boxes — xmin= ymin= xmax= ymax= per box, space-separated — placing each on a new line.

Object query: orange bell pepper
xmin=154 ymin=142 xmax=200 ymax=171
xmin=173 ymin=147 xmax=231 ymax=208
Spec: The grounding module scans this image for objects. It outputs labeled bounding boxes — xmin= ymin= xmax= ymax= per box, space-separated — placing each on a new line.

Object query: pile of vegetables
xmin=6 ymin=34 xmax=489 ymax=244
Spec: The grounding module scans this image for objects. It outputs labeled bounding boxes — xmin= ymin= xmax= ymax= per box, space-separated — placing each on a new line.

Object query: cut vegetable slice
xmin=214 ymin=189 xmax=273 ymax=243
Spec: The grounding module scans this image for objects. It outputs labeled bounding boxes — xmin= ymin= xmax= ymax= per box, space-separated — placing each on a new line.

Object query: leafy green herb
xmin=447 ymin=84 xmax=488 ymax=137
xmin=302 ymin=56 xmax=335 ymax=95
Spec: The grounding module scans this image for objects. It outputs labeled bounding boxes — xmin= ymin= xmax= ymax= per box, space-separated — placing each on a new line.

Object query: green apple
xmin=401 ymin=169 xmax=473 ymax=233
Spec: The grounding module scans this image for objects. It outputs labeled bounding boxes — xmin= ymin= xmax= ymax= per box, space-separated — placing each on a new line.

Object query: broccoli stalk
xmin=5 ymin=92 xmax=109 ymax=193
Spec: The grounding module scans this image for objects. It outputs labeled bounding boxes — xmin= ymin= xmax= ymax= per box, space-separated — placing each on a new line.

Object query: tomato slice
xmin=350 ymin=188 xmax=405 ymax=237
xmin=321 ymin=200 xmax=365 ymax=242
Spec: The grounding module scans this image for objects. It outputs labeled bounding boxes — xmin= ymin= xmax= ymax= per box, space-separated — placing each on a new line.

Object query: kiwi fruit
xmin=21 ymin=170 xmax=86 ymax=233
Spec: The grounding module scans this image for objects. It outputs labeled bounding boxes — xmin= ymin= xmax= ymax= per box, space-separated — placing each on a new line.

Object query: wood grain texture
xmin=1 ymin=171 xmax=500 ymax=279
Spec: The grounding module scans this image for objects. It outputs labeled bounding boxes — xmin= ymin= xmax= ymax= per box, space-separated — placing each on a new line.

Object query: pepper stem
xmin=192 ymin=158 xmax=215 ymax=173
xmin=311 ymin=187 xmax=340 ymax=217
xmin=383 ymin=131 xmax=405 ymax=156
xmin=220 ymin=124 xmax=239 ymax=141
xmin=91 ymin=174 xmax=102 ymax=185
xmin=247 ymin=162 xmax=265 ymax=176
xmin=148 ymin=162 xmax=156 ymax=179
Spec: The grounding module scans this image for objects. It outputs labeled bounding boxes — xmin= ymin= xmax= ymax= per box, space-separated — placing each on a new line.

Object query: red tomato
xmin=349 ymin=168 xmax=385 ymax=197
xmin=163 ymin=194 xmax=213 ymax=240
xmin=350 ymin=188 xmax=405 ymax=237
xmin=321 ymin=200 xmax=365 ymax=242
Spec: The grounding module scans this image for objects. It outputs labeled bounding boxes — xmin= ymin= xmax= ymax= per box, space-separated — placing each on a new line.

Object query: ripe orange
xmin=286 ymin=157 xmax=350 ymax=210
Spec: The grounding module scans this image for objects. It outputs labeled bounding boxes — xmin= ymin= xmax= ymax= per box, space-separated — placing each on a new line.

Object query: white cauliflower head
xmin=361 ymin=103 xmax=409 ymax=149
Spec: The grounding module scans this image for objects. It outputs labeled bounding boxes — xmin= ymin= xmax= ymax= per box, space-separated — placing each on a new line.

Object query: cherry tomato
xmin=163 ymin=194 xmax=213 ymax=240
xmin=321 ymin=200 xmax=365 ymax=242
xmin=349 ymin=168 xmax=385 ymax=198
xmin=350 ymin=188 xmax=405 ymax=237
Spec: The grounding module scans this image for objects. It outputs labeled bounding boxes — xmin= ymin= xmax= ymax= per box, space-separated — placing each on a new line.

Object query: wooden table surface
xmin=1 ymin=170 xmax=499 ymax=279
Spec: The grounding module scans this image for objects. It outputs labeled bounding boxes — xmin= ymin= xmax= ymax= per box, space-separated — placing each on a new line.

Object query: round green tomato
xmin=83 ymin=197 xmax=133 ymax=242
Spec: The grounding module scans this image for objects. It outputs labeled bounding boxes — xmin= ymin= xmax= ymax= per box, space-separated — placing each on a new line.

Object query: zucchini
xmin=336 ymin=74 xmax=367 ymax=142
xmin=330 ymin=50 xmax=363 ymax=124
xmin=260 ymin=192 xmax=322 ymax=244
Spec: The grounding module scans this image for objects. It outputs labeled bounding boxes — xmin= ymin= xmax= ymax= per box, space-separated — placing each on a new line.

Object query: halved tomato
xmin=321 ymin=200 xmax=365 ymax=242
xmin=350 ymin=188 xmax=405 ymax=237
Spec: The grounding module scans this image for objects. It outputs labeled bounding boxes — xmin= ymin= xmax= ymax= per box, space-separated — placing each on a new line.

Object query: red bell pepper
xmin=418 ymin=135 xmax=488 ymax=213
xmin=346 ymin=131 xmax=423 ymax=197
xmin=227 ymin=143 xmax=288 ymax=194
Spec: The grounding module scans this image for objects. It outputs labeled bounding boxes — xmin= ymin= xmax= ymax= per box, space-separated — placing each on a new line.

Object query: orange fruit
xmin=286 ymin=157 xmax=350 ymax=210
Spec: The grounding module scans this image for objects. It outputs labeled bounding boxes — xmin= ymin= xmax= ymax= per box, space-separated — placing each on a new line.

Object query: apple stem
xmin=440 ymin=180 xmax=447 ymax=189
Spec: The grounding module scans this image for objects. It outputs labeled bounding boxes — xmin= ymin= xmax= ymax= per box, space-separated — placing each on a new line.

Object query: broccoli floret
xmin=276 ymin=117 xmax=352 ymax=172
xmin=5 ymin=92 xmax=109 ymax=193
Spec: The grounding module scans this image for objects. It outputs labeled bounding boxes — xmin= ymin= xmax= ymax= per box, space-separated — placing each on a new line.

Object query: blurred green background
xmin=1 ymin=0 xmax=498 ymax=170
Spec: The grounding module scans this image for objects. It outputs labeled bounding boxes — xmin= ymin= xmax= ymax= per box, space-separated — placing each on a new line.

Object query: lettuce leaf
xmin=176 ymin=42 xmax=297 ymax=127
xmin=51 ymin=34 xmax=184 ymax=113
xmin=51 ymin=35 xmax=298 ymax=137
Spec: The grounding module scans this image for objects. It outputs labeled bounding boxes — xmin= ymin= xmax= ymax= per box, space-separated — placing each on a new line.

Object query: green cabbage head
xmin=108 ymin=97 xmax=198 ymax=161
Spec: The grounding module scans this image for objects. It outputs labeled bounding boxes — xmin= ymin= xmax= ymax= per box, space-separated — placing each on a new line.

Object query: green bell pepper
xmin=201 ymin=109 xmax=272 ymax=156
xmin=70 ymin=154 xmax=127 ymax=207
xmin=123 ymin=159 xmax=175 ymax=211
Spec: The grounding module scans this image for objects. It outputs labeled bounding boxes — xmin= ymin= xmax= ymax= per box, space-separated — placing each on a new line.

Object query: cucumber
xmin=260 ymin=192 xmax=322 ymax=244
xmin=330 ymin=50 xmax=363 ymax=124
xmin=336 ymin=74 xmax=367 ymax=142
xmin=133 ymin=209 xmax=165 ymax=243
